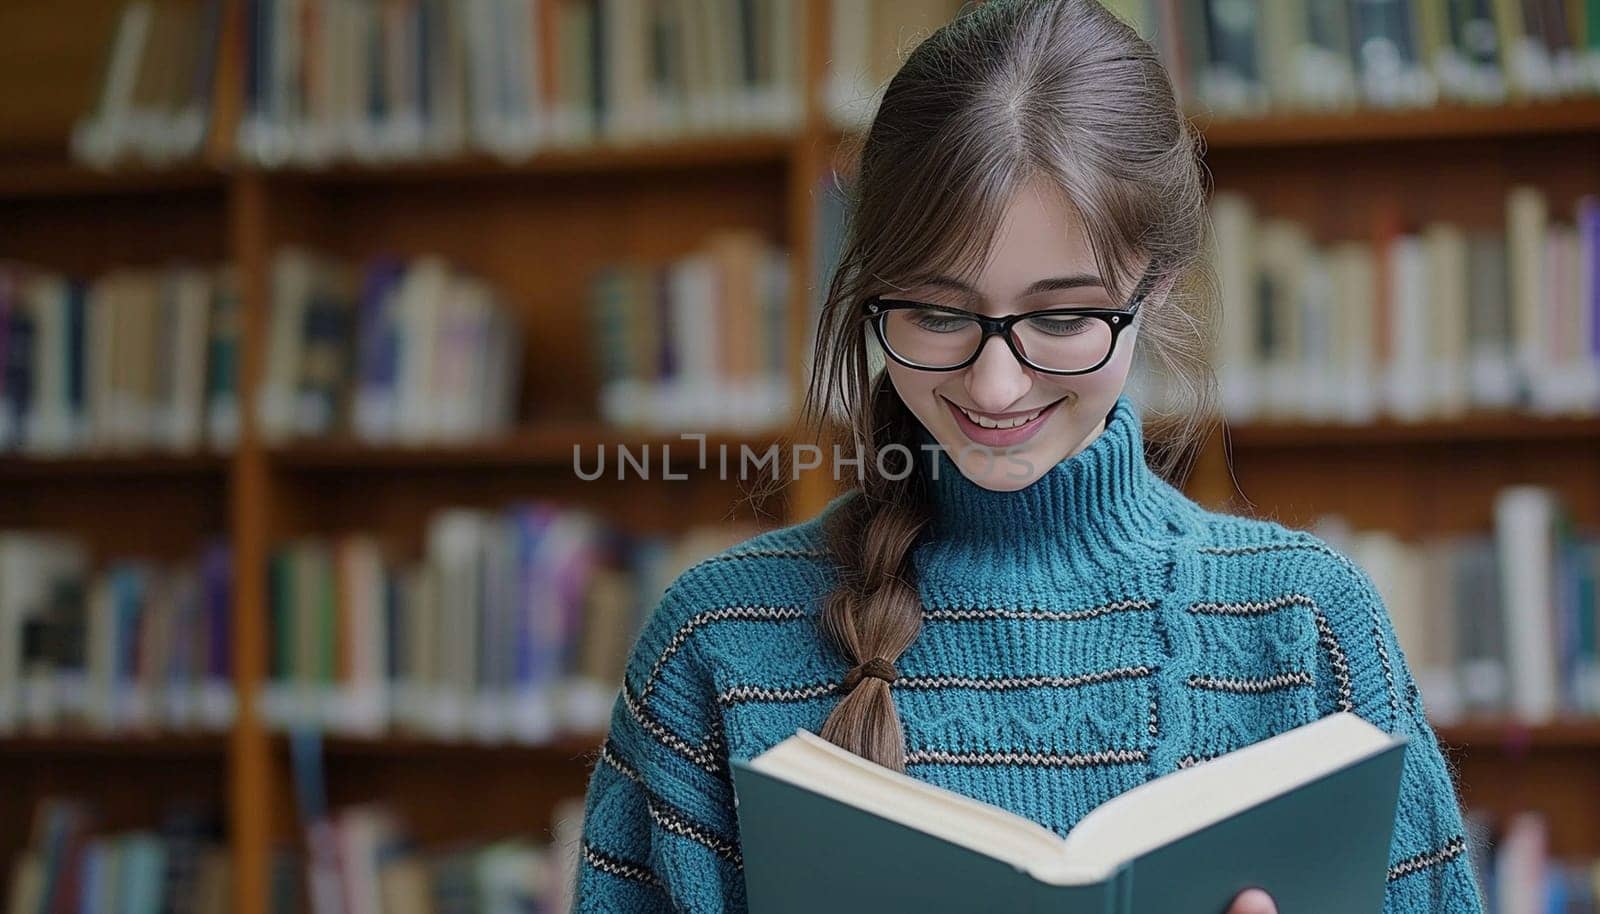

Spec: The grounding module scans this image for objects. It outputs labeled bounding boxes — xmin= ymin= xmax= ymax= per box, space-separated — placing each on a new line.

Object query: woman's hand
xmin=1227 ymin=888 xmax=1277 ymax=914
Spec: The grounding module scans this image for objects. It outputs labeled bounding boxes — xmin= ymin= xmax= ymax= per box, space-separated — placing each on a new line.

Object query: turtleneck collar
xmin=910 ymin=393 xmax=1180 ymax=590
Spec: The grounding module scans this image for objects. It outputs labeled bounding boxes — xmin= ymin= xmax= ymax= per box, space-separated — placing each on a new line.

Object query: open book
xmin=730 ymin=712 xmax=1409 ymax=914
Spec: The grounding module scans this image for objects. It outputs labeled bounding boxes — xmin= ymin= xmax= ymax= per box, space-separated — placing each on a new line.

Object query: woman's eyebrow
xmin=920 ymin=273 xmax=1107 ymax=296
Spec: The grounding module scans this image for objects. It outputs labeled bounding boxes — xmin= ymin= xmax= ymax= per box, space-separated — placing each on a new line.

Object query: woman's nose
xmin=963 ymin=335 xmax=1033 ymax=411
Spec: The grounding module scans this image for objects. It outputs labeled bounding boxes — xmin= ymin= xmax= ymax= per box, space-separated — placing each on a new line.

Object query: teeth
xmin=960 ymin=405 xmax=1044 ymax=429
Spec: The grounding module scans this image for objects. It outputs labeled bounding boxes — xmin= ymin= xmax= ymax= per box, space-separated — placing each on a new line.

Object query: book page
xmin=1054 ymin=712 xmax=1400 ymax=878
xmin=749 ymin=730 xmax=1106 ymax=884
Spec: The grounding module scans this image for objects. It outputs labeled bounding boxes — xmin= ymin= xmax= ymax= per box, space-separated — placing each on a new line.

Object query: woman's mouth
xmin=944 ymin=396 xmax=1065 ymax=448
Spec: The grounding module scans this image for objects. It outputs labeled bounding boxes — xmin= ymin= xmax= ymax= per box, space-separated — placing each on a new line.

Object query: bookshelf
xmin=3 ymin=1 xmax=1600 ymax=912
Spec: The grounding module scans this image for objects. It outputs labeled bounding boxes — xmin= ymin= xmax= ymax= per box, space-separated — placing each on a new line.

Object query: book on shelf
xmin=0 ymin=534 xmax=234 ymax=737
xmin=281 ymin=728 xmax=582 ymax=914
xmin=1310 ymin=483 xmax=1600 ymax=726
xmin=262 ymin=502 xmax=761 ymax=742
xmin=730 ymin=711 xmax=1409 ymax=914
xmin=1203 ymin=186 xmax=1600 ymax=424
xmin=5 ymin=796 xmax=230 ymax=914
xmin=70 ymin=0 xmax=223 ymax=169
xmin=226 ymin=0 xmax=802 ymax=169
xmin=0 ymin=261 xmax=240 ymax=456
xmin=589 ymin=228 xmax=792 ymax=432
xmin=1137 ymin=0 xmax=1599 ymax=116
xmin=258 ymin=248 xmax=522 ymax=446
xmin=1465 ymin=807 xmax=1600 ymax=912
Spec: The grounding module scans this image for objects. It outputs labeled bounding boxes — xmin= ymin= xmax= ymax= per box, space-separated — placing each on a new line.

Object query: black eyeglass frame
xmin=861 ymin=267 xmax=1159 ymax=376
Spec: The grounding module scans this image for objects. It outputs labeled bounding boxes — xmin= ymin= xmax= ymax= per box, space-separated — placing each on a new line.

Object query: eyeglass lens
xmin=880 ymin=307 xmax=1117 ymax=372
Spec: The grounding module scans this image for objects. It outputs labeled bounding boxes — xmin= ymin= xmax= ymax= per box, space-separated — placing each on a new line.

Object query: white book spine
xmin=1494 ymin=486 xmax=1560 ymax=723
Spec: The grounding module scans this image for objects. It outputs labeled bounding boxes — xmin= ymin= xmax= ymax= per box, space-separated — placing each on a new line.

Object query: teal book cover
xmin=730 ymin=712 xmax=1408 ymax=914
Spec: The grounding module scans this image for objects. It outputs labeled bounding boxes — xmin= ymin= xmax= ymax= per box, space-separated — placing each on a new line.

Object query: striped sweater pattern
xmin=572 ymin=393 xmax=1487 ymax=914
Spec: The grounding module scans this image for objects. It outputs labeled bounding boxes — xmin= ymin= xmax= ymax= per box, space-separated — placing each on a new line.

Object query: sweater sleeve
xmin=1313 ymin=553 xmax=1488 ymax=914
xmin=571 ymin=583 xmax=747 ymax=913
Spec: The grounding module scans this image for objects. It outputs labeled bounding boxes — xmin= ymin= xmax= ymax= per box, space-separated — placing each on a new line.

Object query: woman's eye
xmin=910 ymin=310 xmax=971 ymax=333
xmin=1025 ymin=315 xmax=1092 ymax=336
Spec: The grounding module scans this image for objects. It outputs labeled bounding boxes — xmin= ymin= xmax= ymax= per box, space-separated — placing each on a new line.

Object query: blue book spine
xmin=416 ymin=0 xmax=432 ymax=125
xmin=367 ymin=7 xmax=385 ymax=122
xmin=7 ymin=293 xmax=37 ymax=449
xmin=0 ymin=271 xmax=10 ymax=447
xmin=1579 ymin=196 xmax=1600 ymax=361
xmin=513 ymin=508 xmax=537 ymax=687
xmin=203 ymin=542 xmax=232 ymax=684
xmin=356 ymin=258 xmax=405 ymax=433
xmin=384 ymin=563 xmax=403 ymax=685
xmin=192 ymin=0 xmax=223 ymax=114
xmin=114 ymin=567 xmax=144 ymax=698
xmin=66 ymin=279 xmax=86 ymax=425
xmin=78 ymin=841 xmax=102 ymax=914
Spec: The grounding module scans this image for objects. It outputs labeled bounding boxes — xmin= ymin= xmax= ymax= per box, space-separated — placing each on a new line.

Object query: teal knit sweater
xmin=572 ymin=393 xmax=1487 ymax=913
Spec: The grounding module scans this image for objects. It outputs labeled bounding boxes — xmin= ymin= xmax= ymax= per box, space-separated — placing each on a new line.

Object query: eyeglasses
xmin=862 ymin=268 xmax=1156 ymax=375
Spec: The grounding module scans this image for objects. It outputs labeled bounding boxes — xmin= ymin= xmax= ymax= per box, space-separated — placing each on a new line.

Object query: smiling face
xmin=882 ymin=178 xmax=1155 ymax=492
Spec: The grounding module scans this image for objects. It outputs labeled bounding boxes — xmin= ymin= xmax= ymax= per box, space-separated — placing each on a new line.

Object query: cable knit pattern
xmin=572 ymin=393 xmax=1488 ymax=914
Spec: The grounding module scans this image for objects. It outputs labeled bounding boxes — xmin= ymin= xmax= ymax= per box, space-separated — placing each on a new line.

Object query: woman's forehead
xmin=925 ymin=183 xmax=1100 ymax=290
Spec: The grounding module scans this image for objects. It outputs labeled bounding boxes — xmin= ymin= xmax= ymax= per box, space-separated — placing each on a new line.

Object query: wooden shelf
xmin=290 ymin=731 xmax=606 ymax=762
xmin=0 ymin=158 xmax=226 ymax=200
xmin=1196 ymin=96 xmax=1600 ymax=148
xmin=269 ymin=425 xmax=794 ymax=472
xmin=310 ymin=722 xmax=1600 ymax=758
xmin=5 ymin=721 xmax=1599 ymax=760
xmin=0 ymin=131 xmax=795 ymax=201
xmin=251 ymin=131 xmax=796 ymax=185
xmin=0 ymin=450 xmax=231 ymax=479
xmin=1221 ymin=413 xmax=1600 ymax=448
xmin=0 ymin=732 xmax=228 ymax=758
xmin=829 ymin=97 xmax=1600 ymax=155
xmin=0 ymin=95 xmax=1595 ymax=201
xmin=1435 ymin=718 xmax=1600 ymax=751
xmin=13 ymin=96 xmax=1600 ymax=197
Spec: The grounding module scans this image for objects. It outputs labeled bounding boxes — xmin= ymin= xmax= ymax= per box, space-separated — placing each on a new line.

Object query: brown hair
xmin=790 ymin=0 xmax=1221 ymax=772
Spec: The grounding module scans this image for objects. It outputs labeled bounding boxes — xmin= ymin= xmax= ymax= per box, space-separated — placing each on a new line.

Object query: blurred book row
xmin=1209 ymin=186 xmax=1600 ymax=423
xmin=0 ymin=535 xmax=233 ymax=737
xmin=263 ymin=502 xmax=758 ymax=741
xmin=1107 ymin=0 xmax=1600 ymax=117
xmin=1317 ymin=483 xmax=1599 ymax=726
xmin=7 ymin=778 xmax=1598 ymax=914
xmin=2 ymin=793 xmax=584 ymax=914
xmin=288 ymin=793 xmax=583 ymax=914
xmin=235 ymin=0 xmax=803 ymax=166
xmin=0 ymin=250 xmax=525 ymax=456
xmin=73 ymin=0 xmax=803 ymax=170
xmin=260 ymin=249 xmax=523 ymax=445
xmin=826 ymin=0 xmax=1600 ymax=128
xmin=6 ymin=799 xmax=229 ymax=914
xmin=0 ymin=262 xmax=240 ymax=456
xmin=1468 ymin=809 xmax=1600 ymax=913
xmin=589 ymin=229 xmax=792 ymax=431
xmin=63 ymin=0 xmax=1600 ymax=172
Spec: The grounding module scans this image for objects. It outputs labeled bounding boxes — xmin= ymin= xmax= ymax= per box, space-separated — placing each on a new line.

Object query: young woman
xmin=573 ymin=1 xmax=1486 ymax=912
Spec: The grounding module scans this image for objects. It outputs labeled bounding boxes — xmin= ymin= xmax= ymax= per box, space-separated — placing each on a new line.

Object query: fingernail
xmin=1236 ymin=888 xmax=1275 ymax=914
